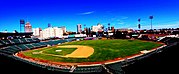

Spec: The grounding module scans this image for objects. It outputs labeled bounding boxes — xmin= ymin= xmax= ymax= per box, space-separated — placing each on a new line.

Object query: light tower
xmin=138 ymin=18 xmax=141 ymax=29
xmin=149 ymin=16 xmax=154 ymax=30
xmin=20 ymin=19 xmax=25 ymax=32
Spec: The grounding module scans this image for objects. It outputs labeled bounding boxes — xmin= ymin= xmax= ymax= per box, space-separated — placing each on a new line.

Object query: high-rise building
xmin=25 ymin=22 xmax=32 ymax=32
xmin=42 ymin=27 xmax=63 ymax=38
xmin=77 ymin=24 xmax=82 ymax=33
xmin=92 ymin=23 xmax=103 ymax=32
xmin=33 ymin=28 xmax=42 ymax=37
xmin=60 ymin=26 xmax=66 ymax=34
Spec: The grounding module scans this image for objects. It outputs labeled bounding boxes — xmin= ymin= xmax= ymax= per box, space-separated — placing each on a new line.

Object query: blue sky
xmin=0 ymin=0 xmax=179 ymax=32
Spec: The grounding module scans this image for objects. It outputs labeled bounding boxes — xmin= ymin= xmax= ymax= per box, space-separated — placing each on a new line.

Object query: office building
xmin=77 ymin=24 xmax=82 ymax=33
xmin=25 ymin=22 xmax=32 ymax=32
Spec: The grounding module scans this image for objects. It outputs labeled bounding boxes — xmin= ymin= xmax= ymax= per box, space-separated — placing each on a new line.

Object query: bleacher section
xmin=165 ymin=38 xmax=179 ymax=45
xmin=1 ymin=37 xmax=178 ymax=73
xmin=158 ymin=37 xmax=179 ymax=45
xmin=159 ymin=37 xmax=171 ymax=43
xmin=73 ymin=66 xmax=102 ymax=73
xmin=0 ymin=42 xmax=3 ymax=47
xmin=0 ymin=38 xmax=77 ymax=55
xmin=0 ymin=37 xmax=178 ymax=60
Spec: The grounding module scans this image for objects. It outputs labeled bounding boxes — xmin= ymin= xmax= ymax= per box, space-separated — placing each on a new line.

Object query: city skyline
xmin=0 ymin=0 xmax=179 ymax=32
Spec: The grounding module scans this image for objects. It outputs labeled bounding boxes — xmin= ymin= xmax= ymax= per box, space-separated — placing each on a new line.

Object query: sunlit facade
xmin=25 ymin=22 xmax=32 ymax=32
xmin=42 ymin=27 xmax=64 ymax=38
xmin=92 ymin=23 xmax=103 ymax=32
xmin=33 ymin=28 xmax=42 ymax=37
xmin=77 ymin=24 xmax=82 ymax=33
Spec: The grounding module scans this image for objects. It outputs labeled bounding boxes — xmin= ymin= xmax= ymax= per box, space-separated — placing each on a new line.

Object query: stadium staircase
xmin=69 ymin=65 xmax=77 ymax=72
xmin=102 ymin=64 xmax=113 ymax=74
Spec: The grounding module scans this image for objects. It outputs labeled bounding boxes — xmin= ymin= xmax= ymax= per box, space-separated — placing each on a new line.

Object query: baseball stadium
xmin=0 ymin=32 xmax=179 ymax=74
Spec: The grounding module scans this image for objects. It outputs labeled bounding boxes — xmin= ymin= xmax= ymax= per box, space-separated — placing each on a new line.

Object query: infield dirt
xmin=58 ymin=45 xmax=94 ymax=58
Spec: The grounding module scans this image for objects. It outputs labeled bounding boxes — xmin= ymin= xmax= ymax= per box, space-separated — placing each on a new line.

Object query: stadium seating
xmin=0 ymin=39 xmax=11 ymax=45
xmin=66 ymin=38 xmax=76 ymax=42
xmin=0 ymin=37 xmax=79 ymax=56
xmin=17 ymin=44 xmax=30 ymax=50
xmin=38 ymin=42 xmax=48 ymax=46
xmin=1 ymin=36 xmax=178 ymax=73
xmin=105 ymin=63 xmax=124 ymax=74
xmin=32 ymin=38 xmax=40 ymax=42
xmin=8 ymin=39 xmax=15 ymax=44
xmin=42 ymin=39 xmax=68 ymax=46
xmin=158 ymin=37 xmax=171 ymax=43
xmin=11 ymin=39 xmax=21 ymax=44
xmin=25 ymin=44 xmax=35 ymax=49
xmin=165 ymin=38 xmax=179 ymax=44
xmin=0 ymin=40 xmax=5 ymax=45
xmin=0 ymin=42 xmax=3 ymax=47
xmin=73 ymin=66 xmax=102 ymax=73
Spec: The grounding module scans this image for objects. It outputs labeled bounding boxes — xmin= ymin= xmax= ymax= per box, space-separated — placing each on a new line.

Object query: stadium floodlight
xmin=138 ymin=18 xmax=141 ymax=29
xmin=138 ymin=24 xmax=141 ymax=29
xmin=138 ymin=18 xmax=141 ymax=22
xmin=149 ymin=16 xmax=154 ymax=30
xmin=20 ymin=19 xmax=25 ymax=32
xmin=20 ymin=19 xmax=25 ymax=24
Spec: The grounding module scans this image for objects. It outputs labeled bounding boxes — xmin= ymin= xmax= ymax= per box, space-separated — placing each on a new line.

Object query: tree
xmin=149 ymin=16 xmax=154 ymax=30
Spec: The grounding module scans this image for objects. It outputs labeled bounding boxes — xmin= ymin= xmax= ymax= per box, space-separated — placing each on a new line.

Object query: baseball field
xmin=21 ymin=39 xmax=162 ymax=63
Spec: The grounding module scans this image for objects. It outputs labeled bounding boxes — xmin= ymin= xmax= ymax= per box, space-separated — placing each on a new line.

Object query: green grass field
xmin=22 ymin=39 xmax=162 ymax=63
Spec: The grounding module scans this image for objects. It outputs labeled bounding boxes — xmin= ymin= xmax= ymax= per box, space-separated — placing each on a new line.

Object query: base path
xmin=58 ymin=45 xmax=94 ymax=58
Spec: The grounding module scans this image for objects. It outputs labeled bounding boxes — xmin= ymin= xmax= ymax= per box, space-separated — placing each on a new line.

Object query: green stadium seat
xmin=26 ymin=38 xmax=34 ymax=43
xmin=17 ymin=44 xmax=30 ymax=50
xmin=0 ymin=40 xmax=11 ymax=45
xmin=12 ymin=39 xmax=21 ymax=44
xmin=31 ymin=43 xmax=42 ymax=48
xmin=32 ymin=38 xmax=40 ymax=42
xmin=0 ymin=42 xmax=3 ymax=47
xmin=20 ymin=38 xmax=28 ymax=43
xmin=25 ymin=44 xmax=35 ymax=49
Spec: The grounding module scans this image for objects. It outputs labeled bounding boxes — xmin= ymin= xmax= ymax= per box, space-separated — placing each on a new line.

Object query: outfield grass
xmin=22 ymin=39 xmax=162 ymax=63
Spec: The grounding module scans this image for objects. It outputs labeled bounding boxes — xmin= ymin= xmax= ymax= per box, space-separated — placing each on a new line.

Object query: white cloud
xmin=154 ymin=24 xmax=179 ymax=29
xmin=152 ymin=21 xmax=179 ymax=29
xmin=111 ymin=17 xmax=116 ymax=21
xmin=79 ymin=11 xmax=94 ymax=15
xmin=133 ymin=22 xmax=179 ymax=30
xmin=121 ymin=16 xmax=128 ymax=20
xmin=117 ymin=22 xmax=124 ymax=25
xmin=114 ymin=16 xmax=128 ymax=25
